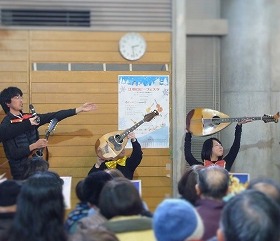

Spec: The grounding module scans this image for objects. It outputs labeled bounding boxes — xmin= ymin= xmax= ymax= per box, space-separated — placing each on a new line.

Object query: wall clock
xmin=119 ymin=32 xmax=146 ymax=61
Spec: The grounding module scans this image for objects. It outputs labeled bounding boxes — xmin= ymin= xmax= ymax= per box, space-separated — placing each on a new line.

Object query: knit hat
xmin=153 ymin=198 xmax=204 ymax=241
xmin=0 ymin=180 xmax=21 ymax=206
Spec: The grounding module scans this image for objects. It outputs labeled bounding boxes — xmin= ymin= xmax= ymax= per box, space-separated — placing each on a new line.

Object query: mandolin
xmin=95 ymin=110 xmax=159 ymax=160
xmin=30 ymin=118 xmax=58 ymax=161
xmin=186 ymin=108 xmax=279 ymax=136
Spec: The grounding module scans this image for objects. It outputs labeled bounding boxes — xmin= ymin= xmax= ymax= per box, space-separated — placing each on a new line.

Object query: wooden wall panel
xmin=29 ymin=31 xmax=170 ymax=63
xmin=0 ymin=30 xmax=172 ymax=212
xmin=32 ymin=83 xmax=118 ymax=94
xmin=32 ymin=71 xmax=168 ymax=83
xmin=31 ymin=41 xmax=170 ymax=53
xmin=31 ymin=52 xmax=170 ymax=63
xmin=0 ymin=72 xmax=28 ymax=82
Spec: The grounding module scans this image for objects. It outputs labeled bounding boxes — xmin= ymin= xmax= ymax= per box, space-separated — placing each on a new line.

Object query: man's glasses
xmin=12 ymin=95 xmax=23 ymax=100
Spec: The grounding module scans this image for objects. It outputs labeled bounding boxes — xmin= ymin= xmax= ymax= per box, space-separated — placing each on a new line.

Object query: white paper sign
xmin=60 ymin=176 xmax=72 ymax=209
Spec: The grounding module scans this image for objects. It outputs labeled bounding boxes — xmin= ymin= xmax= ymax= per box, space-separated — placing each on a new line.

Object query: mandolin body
xmin=95 ymin=131 xmax=128 ymax=160
xmin=186 ymin=108 xmax=231 ymax=136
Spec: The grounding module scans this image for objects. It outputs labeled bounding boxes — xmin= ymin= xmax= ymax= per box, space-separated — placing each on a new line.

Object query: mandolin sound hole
xmin=114 ymin=135 xmax=123 ymax=144
xmin=212 ymin=116 xmax=221 ymax=125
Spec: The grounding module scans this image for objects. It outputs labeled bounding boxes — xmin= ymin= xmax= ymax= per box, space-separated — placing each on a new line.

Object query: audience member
xmin=0 ymin=180 xmax=21 ymax=239
xmin=195 ymin=166 xmax=229 ymax=240
xmin=64 ymin=179 xmax=90 ymax=234
xmin=73 ymin=172 xmax=113 ymax=234
xmin=69 ymin=226 xmax=120 ymax=241
xmin=69 ymin=227 xmax=119 ymax=241
xmin=105 ymin=167 xmax=153 ymax=217
xmin=178 ymin=165 xmax=205 ymax=205
xmin=22 ymin=156 xmax=49 ymax=179
xmin=153 ymin=198 xmax=204 ymax=241
xmin=247 ymin=176 xmax=280 ymax=206
xmin=99 ymin=177 xmax=155 ymax=241
xmin=6 ymin=171 xmax=67 ymax=241
xmin=217 ymin=189 xmax=280 ymax=241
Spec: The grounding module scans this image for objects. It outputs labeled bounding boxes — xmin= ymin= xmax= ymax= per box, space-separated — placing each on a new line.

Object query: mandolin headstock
xmin=144 ymin=110 xmax=159 ymax=122
xmin=262 ymin=112 xmax=279 ymax=123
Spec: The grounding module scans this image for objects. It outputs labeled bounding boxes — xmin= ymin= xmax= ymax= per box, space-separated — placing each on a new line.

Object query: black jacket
xmin=1 ymin=108 xmax=76 ymax=179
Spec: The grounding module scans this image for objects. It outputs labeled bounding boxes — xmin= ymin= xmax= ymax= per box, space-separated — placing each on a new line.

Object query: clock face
xmin=119 ymin=32 xmax=146 ymax=61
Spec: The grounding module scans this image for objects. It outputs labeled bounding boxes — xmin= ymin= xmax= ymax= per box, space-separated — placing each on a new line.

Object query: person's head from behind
xmin=83 ymin=171 xmax=113 ymax=207
xmin=75 ymin=179 xmax=87 ymax=203
xmin=153 ymin=198 xmax=204 ymax=241
xmin=247 ymin=177 xmax=280 ymax=206
xmin=99 ymin=177 xmax=144 ymax=219
xmin=178 ymin=165 xmax=205 ymax=205
xmin=201 ymin=137 xmax=223 ymax=161
xmin=217 ymin=189 xmax=280 ymax=241
xmin=0 ymin=180 xmax=21 ymax=210
xmin=9 ymin=170 xmax=66 ymax=241
xmin=30 ymin=170 xmax=64 ymax=192
xmin=22 ymin=156 xmax=49 ymax=180
xmin=0 ymin=86 xmax=23 ymax=114
xmin=196 ymin=166 xmax=229 ymax=200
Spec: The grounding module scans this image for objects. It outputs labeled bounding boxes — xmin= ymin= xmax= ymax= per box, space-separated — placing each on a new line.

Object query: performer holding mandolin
xmin=88 ymin=132 xmax=142 ymax=180
xmin=185 ymin=108 xmax=253 ymax=171
xmin=89 ymin=110 xmax=158 ymax=179
xmin=0 ymin=86 xmax=97 ymax=180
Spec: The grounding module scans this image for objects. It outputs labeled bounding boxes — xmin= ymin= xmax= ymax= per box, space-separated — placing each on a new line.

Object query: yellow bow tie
xmin=105 ymin=156 xmax=127 ymax=169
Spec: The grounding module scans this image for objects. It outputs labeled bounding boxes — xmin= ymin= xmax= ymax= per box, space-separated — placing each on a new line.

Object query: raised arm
xmin=184 ymin=132 xmax=203 ymax=166
xmin=125 ymin=133 xmax=143 ymax=172
xmin=224 ymin=124 xmax=242 ymax=171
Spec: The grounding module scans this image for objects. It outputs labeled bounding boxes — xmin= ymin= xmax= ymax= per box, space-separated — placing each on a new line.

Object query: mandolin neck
xmin=210 ymin=116 xmax=262 ymax=123
xmin=119 ymin=119 xmax=145 ymax=141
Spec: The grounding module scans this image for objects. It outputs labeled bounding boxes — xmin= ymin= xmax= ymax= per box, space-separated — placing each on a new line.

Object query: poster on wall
xmin=118 ymin=75 xmax=169 ymax=148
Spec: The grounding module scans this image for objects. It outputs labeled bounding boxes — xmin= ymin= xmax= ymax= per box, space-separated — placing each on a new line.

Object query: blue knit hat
xmin=153 ymin=198 xmax=204 ymax=241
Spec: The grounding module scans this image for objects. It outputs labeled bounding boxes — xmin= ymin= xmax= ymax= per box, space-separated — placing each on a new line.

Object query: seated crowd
xmin=0 ymin=162 xmax=280 ymax=241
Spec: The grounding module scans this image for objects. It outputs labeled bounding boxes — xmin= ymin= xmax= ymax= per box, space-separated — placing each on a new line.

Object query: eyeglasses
xmin=12 ymin=95 xmax=23 ymax=100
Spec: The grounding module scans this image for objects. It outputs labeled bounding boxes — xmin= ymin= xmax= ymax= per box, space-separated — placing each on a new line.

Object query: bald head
xmin=247 ymin=177 xmax=280 ymax=206
xmin=197 ymin=166 xmax=229 ymax=199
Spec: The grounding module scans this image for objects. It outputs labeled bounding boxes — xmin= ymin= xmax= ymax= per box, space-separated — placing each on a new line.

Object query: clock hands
xmin=131 ymin=45 xmax=139 ymax=58
xmin=119 ymin=33 xmax=146 ymax=60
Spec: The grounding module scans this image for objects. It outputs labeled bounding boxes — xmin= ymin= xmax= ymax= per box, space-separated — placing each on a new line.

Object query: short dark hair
xmin=22 ymin=156 xmax=49 ymax=180
xmin=99 ymin=177 xmax=144 ymax=219
xmin=83 ymin=171 xmax=113 ymax=206
xmin=221 ymin=189 xmax=280 ymax=241
xmin=178 ymin=165 xmax=205 ymax=205
xmin=0 ymin=86 xmax=23 ymax=113
xmin=75 ymin=179 xmax=87 ymax=203
xmin=201 ymin=137 xmax=223 ymax=161
xmin=197 ymin=165 xmax=229 ymax=199
xmin=30 ymin=170 xmax=64 ymax=191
